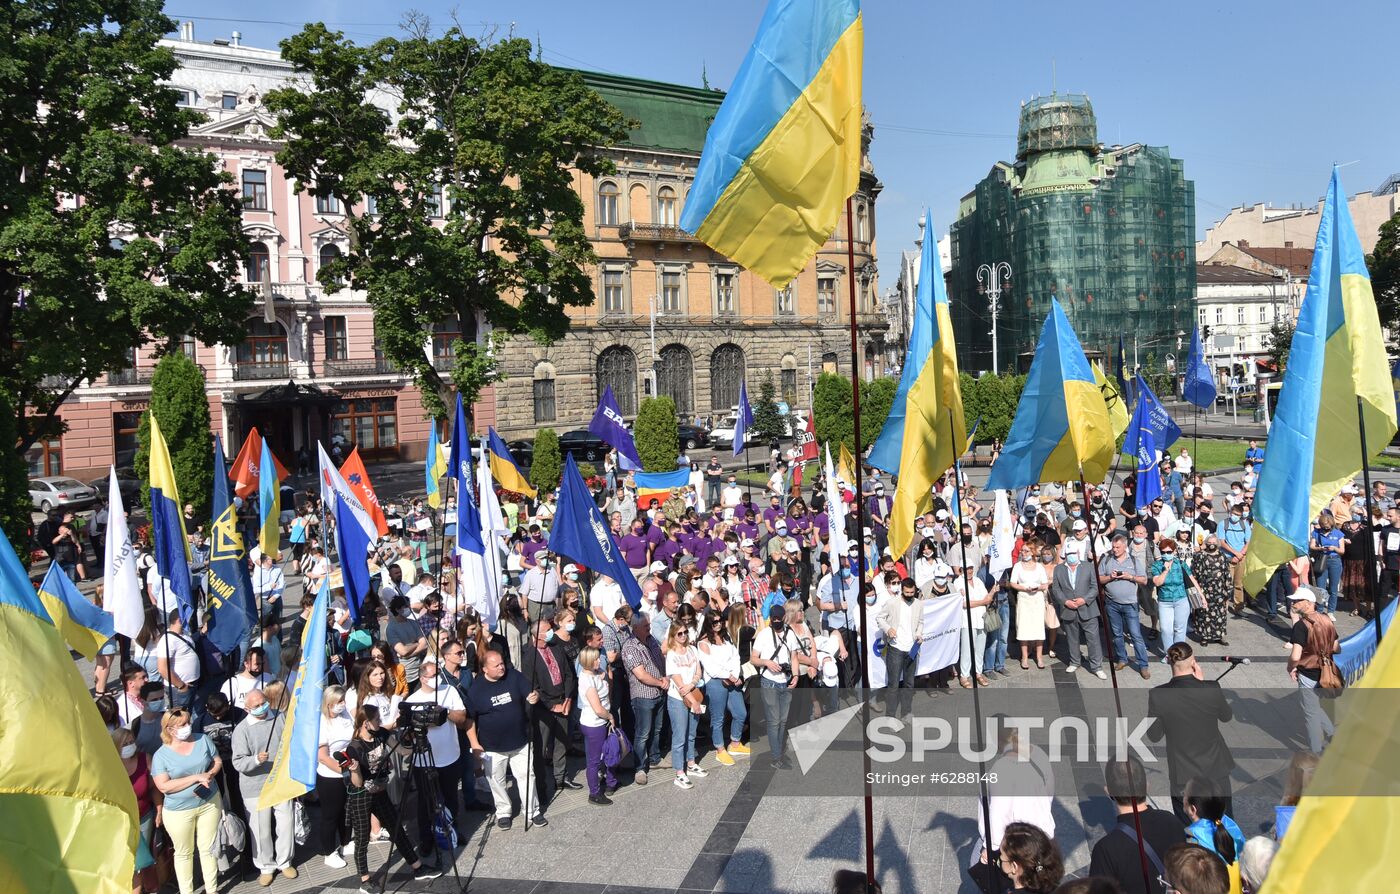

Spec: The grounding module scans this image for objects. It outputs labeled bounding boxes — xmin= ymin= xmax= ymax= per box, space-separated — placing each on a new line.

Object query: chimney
xmin=1284 ymin=240 xmax=1293 ymax=248
xmin=179 ymin=21 xmax=194 ymax=41
xmin=231 ymin=30 xmax=241 ymax=47
xmin=1237 ymin=239 xmax=1249 ymax=248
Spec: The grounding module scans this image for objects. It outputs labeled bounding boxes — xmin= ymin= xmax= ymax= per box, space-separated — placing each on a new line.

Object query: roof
xmin=1195 ymin=264 xmax=1279 ymax=284
xmin=573 ymin=70 xmax=723 ymax=154
xmin=1236 ymin=246 xmax=1314 ymax=278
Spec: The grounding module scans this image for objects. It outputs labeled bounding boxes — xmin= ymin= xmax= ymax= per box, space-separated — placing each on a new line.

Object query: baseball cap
xmin=931 ymin=561 xmax=954 ymax=579
xmin=1072 ymin=520 xmax=1087 ymax=532
xmin=768 ymin=605 xmax=786 ymax=623
xmin=740 ymin=538 xmax=755 ymax=549
xmin=420 ymin=652 xmax=439 ymax=666
xmin=562 ymin=563 xmax=579 ymax=576
xmin=863 ymin=526 xmax=873 ymax=538
xmin=784 ymin=541 xmax=800 ymax=554
xmin=1290 ymin=587 xmax=1319 ymax=604
xmin=723 ymin=555 xmax=740 ymax=566
xmin=649 ymin=561 xmax=666 ymax=573
xmin=935 ymin=509 xmax=949 ymax=521
xmin=1342 ymin=484 xmax=1358 ymax=495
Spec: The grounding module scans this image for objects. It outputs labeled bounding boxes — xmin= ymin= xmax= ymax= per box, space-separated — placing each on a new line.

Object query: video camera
xmin=398 ymin=700 xmax=448 ymax=732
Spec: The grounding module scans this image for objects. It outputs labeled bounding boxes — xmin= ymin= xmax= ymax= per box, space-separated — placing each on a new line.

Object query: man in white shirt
xmin=590 ymin=574 xmax=626 ymax=629
xmin=720 ymin=475 xmax=743 ymax=513
xmin=252 ymin=553 xmax=285 ymax=610
xmin=751 ymin=605 xmax=799 ymax=769
xmin=157 ymin=610 xmax=201 ymax=707
xmin=1174 ymin=448 xmax=1193 ymax=475
xmin=405 ymin=572 xmax=437 ymax=612
xmin=227 ymin=646 xmax=273 ymax=709
xmin=403 ymin=653 xmax=468 ymax=838
xmin=146 ymin=564 xmax=178 ymax=617
xmin=875 ymin=577 xmax=924 ymax=718
xmin=1062 ymin=520 xmax=1092 ymax=563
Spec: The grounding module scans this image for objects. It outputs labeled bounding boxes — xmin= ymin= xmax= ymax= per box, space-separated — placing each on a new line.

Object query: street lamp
xmin=976 ymin=261 xmax=1012 ymax=372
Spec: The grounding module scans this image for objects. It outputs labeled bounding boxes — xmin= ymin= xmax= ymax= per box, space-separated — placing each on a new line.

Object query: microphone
xmin=1219 ymin=656 xmax=1250 ymax=665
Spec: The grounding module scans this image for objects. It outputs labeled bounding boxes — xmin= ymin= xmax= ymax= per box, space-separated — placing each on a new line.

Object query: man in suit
xmin=1146 ymin=641 xmax=1234 ymax=821
xmin=520 ymin=615 xmax=579 ymax=808
xmin=1052 ymin=529 xmax=1106 ymax=678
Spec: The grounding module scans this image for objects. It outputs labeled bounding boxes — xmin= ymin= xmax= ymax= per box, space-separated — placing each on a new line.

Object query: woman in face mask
xmin=114 ymin=726 xmax=161 ymax=892
xmin=1189 ymin=535 xmax=1233 ymax=646
xmin=913 ymin=538 xmax=942 ymax=593
xmin=1009 ymin=541 xmax=1051 ymax=670
xmin=150 ymin=707 xmax=222 ymax=894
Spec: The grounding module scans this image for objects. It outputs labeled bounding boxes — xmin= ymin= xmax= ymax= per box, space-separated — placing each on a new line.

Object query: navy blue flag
xmin=589 ymin=385 xmax=642 ymax=471
xmin=1182 ymin=326 xmax=1218 ymax=409
xmin=204 ymin=437 xmax=257 ymax=654
xmin=1115 ymin=334 xmax=1135 ymax=407
xmin=732 ymin=379 xmax=754 ymax=457
xmin=448 ymin=393 xmax=484 ymax=557
xmin=334 ymin=495 xmax=373 ymax=622
xmin=1121 ymin=374 xmax=1182 ymax=458
xmin=1134 ymin=414 xmax=1164 ymax=507
xmin=548 ymin=454 xmax=644 ymax=609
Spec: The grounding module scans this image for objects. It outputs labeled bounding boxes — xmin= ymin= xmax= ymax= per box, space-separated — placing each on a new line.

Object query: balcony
xmin=107 ymin=368 xmax=153 ymax=386
xmin=322 ymin=357 xmax=400 ymax=377
xmin=233 ymin=360 xmax=290 ymax=381
xmin=619 ymin=222 xmax=699 ymax=246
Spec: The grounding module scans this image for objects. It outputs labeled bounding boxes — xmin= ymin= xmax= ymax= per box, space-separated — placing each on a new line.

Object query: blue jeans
xmin=1106 ymin=600 xmax=1149 ymax=671
xmin=704 ymin=679 xmax=747 ymax=748
xmin=1297 ymin=674 xmax=1335 ymax=754
xmin=883 ymin=646 xmax=917 ymax=717
xmin=983 ymin=600 xmax=1009 ymax=671
xmin=1314 ymin=554 xmax=1341 ymax=612
xmin=1266 ymin=566 xmax=1295 ymax=617
xmin=666 ymin=696 xmax=699 ymax=771
xmin=1157 ymin=598 xmax=1191 ymax=656
xmin=759 ymin=677 xmax=792 ymax=760
xmin=631 ymin=695 xmax=664 ymax=772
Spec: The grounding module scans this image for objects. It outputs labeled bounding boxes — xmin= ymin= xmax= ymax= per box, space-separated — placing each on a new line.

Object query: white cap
xmin=1291 ymin=586 xmax=1319 ymax=604
xmin=882 ymin=546 xmax=893 ymax=557
xmin=723 ymin=555 xmax=740 ymax=566
xmin=562 ymin=564 xmax=579 ymax=575
xmin=667 ymin=571 xmax=680 ymax=583
xmin=935 ymin=509 xmax=950 ymax=521
xmin=874 ymin=483 xmax=885 ymax=492
xmin=1072 ymin=519 xmax=1088 ymax=532
xmin=1341 ymin=485 xmax=1358 ymax=495
xmin=784 ymin=541 xmax=801 ymax=554
xmin=863 ymin=526 xmax=873 ymax=538
xmin=931 ymin=561 xmax=954 ymax=579
xmin=420 ymin=652 xmax=439 ymax=666
xmin=740 ymin=538 xmax=755 ymax=549
xmin=920 ymin=526 xmax=936 ymax=538
xmin=649 ymin=561 xmax=666 ymax=573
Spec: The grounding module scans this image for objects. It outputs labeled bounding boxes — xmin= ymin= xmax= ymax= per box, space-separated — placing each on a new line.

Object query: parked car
xmin=677 ymin=422 xmax=712 ymax=451
xmin=558 ymin=430 xmax=609 ymax=462
xmin=505 ymin=439 xmax=534 ymax=471
xmin=89 ymin=468 xmax=141 ymax=507
xmin=29 ymin=476 xmax=100 ymax=513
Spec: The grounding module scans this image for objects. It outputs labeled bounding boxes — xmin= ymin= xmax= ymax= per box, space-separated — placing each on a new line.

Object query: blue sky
xmin=166 ymin=0 xmax=1400 ymax=283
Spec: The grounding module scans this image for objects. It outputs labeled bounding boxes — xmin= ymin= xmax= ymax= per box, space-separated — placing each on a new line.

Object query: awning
xmin=233 ymin=380 xmax=341 ymax=407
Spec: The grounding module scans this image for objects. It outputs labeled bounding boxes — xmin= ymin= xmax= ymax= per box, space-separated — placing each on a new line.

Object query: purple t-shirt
xmin=618 ymin=534 xmax=649 ymax=569
xmin=867 ymin=496 xmax=893 ymax=530
xmin=521 ymin=537 xmax=548 ymax=566
xmin=733 ymin=521 xmax=759 ymax=542
xmin=813 ymin=512 xmax=830 ymax=538
xmin=762 ymin=507 xmax=785 ymax=529
xmin=645 ymin=525 xmax=666 ymax=548
xmin=652 ymin=539 xmax=682 ymax=570
xmin=789 ymin=515 xmax=813 ymax=537
xmin=692 ymin=535 xmax=719 ymax=566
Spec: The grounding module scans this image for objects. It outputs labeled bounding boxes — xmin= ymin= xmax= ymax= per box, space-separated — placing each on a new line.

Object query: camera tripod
xmin=380 ymin=722 xmax=465 ymax=893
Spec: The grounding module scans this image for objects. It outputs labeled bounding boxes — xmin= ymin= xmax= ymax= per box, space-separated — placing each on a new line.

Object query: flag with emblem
xmin=338 ymin=447 xmax=388 ymax=536
xmin=205 ymin=437 xmax=257 ymax=655
xmin=548 ymin=454 xmax=643 ymax=609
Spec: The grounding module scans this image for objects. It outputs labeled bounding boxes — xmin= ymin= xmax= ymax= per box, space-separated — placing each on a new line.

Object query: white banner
xmin=104 ymin=467 xmax=144 ymax=639
xmin=988 ymin=489 xmax=1016 ymax=580
xmin=864 ymin=593 xmax=963 ymax=686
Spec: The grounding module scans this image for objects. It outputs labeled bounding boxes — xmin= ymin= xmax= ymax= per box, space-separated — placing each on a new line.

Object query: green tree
xmin=0 ymin=393 xmax=30 ymax=553
xmin=959 ymin=372 xmax=1026 ymax=444
xmin=1264 ymin=320 xmax=1296 ymax=375
xmin=750 ymin=371 xmax=786 ymax=446
xmin=265 ymin=23 xmax=631 ymax=421
xmin=1367 ymin=210 xmax=1400 ymax=346
xmin=133 ymin=354 xmax=215 ymax=519
xmin=859 ymin=376 xmax=898 ymax=450
xmin=1 ymin=0 xmax=252 ymax=506
xmin=635 ymin=397 xmax=679 ymax=472
xmin=813 ymin=373 xmax=899 ymax=455
xmin=530 ymin=427 xmax=562 ymax=494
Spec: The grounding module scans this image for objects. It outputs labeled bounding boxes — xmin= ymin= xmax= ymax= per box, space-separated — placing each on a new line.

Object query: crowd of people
xmin=69 ymin=435 xmax=1386 ymax=894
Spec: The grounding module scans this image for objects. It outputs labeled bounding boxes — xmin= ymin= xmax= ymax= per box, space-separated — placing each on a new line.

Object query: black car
xmin=677 ymin=423 xmax=711 ymax=451
xmin=558 ymin=430 xmax=609 ymax=462
xmin=89 ymin=467 xmax=141 ymax=507
xmin=505 ymin=439 xmax=534 ymax=471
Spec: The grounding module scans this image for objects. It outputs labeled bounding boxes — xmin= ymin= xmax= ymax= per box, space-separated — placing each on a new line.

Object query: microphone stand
xmin=1215 ymin=660 xmax=1247 ymax=682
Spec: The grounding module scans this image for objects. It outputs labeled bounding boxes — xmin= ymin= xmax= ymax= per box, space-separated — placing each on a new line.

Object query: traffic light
xmin=1202 ymin=324 xmax=1212 ymax=341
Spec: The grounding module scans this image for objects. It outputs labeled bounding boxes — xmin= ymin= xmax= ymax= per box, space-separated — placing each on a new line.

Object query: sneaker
xmin=686 ymin=763 xmax=708 ymax=777
xmin=375 ymin=828 xmax=391 ymax=841
xmin=1139 ymin=667 xmax=1152 ymax=680
xmin=324 ymin=854 xmax=347 ymax=870
xmin=414 ymin=865 xmax=444 ymax=881
xmin=674 ymin=774 xmax=694 ymax=789
xmin=281 ymin=866 xmax=298 ymax=879
xmin=529 ymin=813 xmax=549 ymax=827
xmin=342 ymin=840 xmax=355 ymax=855
xmin=496 ymin=816 xmax=512 ymax=830
xmin=716 ymin=750 xmax=735 ymax=766
xmin=1113 ymin=662 xmax=1127 ymax=672
xmin=996 ymin=668 xmax=1012 ymax=678
xmin=1094 ymin=670 xmax=1109 ymax=680
xmin=558 ymin=778 xmax=584 ymax=790
xmin=588 ymin=794 xmax=614 ymax=806
xmin=634 ymin=770 xmax=648 ymax=786
xmin=359 ymin=886 xmax=376 ymax=894
xmin=1065 ymin=664 xmax=1078 ymax=674
xmin=729 ymin=742 xmax=751 ymax=756
xmin=258 ymin=873 xmax=274 ymax=887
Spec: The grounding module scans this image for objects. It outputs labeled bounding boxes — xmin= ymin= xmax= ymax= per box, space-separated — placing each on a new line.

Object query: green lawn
xmin=1136 ymin=438 xmax=1400 ymax=474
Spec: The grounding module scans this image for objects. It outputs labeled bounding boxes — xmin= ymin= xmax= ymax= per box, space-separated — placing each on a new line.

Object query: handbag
xmin=1187 ymin=584 xmax=1208 ymax=612
xmin=982 ymin=604 xmax=1002 ymax=634
xmin=1043 ymin=599 xmax=1061 ymax=630
xmin=601 ymin=724 xmax=632 ymax=768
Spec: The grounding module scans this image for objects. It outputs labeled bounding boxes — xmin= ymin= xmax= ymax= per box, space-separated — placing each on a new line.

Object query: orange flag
xmin=339 ymin=447 xmax=389 ymax=536
xmin=229 ymin=427 xmax=290 ymax=499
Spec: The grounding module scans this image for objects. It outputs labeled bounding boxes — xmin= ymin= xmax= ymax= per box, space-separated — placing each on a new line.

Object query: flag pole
xmin=949 ymin=410 xmax=993 ymax=894
xmin=1357 ymin=397 xmax=1383 ymax=647
xmin=843 ymin=195 xmax=877 ymax=883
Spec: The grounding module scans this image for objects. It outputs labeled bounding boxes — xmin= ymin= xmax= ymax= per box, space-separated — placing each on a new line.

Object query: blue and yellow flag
xmin=206 ymin=436 xmax=256 ymax=655
xmin=882 ymin=210 xmax=966 ymax=558
xmin=0 ymin=527 xmax=138 ymax=893
xmin=36 ymin=563 xmax=114 ymax=660
xmin=1243 ymin=168 xmax=1398 ymax=592
xmin=1091 ymin=362 xmax=1130 ymax=441
xmin=148 ymin=414 xmax=194 ymax=624
xmin=487 ymin=427 xmax=537 ymax=498
xmin=258 ymin=576 xmax=330 ymax=810
xmin=425 ymin=423 xmax=449 ymax=508
xmin=257 ymin=437 xmax=281 ymax=559
xmin=987 ymin=298 xmax=1114 ymax=490
xmin=679 ymin=0 xmax=863 ymax=287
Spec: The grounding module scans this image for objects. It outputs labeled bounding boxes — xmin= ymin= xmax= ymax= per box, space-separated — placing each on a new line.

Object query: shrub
xmin=750 ymin=370 xmax=787 ymax=446
xmin=134 ymin=352 xmax=214 ymax=519
xmin=530 ymin=427 xmax=562 ymax=493
xmin=635 ymin=396 xmax=679 ymax=471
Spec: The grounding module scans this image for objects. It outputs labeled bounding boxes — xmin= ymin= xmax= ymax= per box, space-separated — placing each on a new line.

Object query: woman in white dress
xmin=1009 ymin=543 xmax=1050 ymax=670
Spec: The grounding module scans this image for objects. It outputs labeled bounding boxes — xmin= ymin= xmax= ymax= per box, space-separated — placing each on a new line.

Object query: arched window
xmin=657 ymin=344 xmax=693 ymax=415
xmin=781 ymin=353 xmax=799 ymax=406
xmin=657 ymin=186 xmax=677 ymax=227
xmin=318 ymin=244 xmax=342 ymax=286
xmin=597 ymin=181 xmax=619 ymax=226
xmin=856 ymin=202 xmax=869 ymax=243
xmin=597 ymin=345 xmax=638 ymax=417
xmin=533 ymin=362 xmax=557 ymax=423
xmin=235 ymin=318 xmax=288 ymax=378
xmin=245 ymin=242 xmax=270 ymax=283
xmin=710 ymin=344 xmax=745 ymax=411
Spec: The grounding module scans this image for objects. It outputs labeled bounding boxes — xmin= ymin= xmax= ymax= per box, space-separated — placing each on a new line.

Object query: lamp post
xmin=976 ymin=261 xmax=1012 ymax=373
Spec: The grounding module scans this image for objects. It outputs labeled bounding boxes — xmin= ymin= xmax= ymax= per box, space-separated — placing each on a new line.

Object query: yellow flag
xmin=1092 ymin=361 xmax=1130 ymax=441
xmin=837 ymin=441 xmax=856 ymax=487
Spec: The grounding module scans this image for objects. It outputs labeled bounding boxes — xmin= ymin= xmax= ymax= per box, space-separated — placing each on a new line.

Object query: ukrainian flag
xmin=0 ymin=527 xmax=138 ymax=894
xmin=258 ymin=437 xmax=281 ymax=559
xmin=37 ymin=564 xmax=114 ymax=660
xmin=881 ymin=210 xmax=966 ymax=559
xmin=987 ymin=298 xmax=1114 ymax=490
xmin=679 ymin=0 xmax=863 ymax=288
xmin=1092 ymin=361 xmax=1130 ymax=441
xmin=488 ymin=427 xmax=537 ymax=498
xmin=425 ymin=423 xmax=448 ymax=508
xmin=1243 ymin=168 xmax=1397 ymax=593
xmin=148 ymin=414 xmax=195 ymax=623
xmin=258 ymin=576 xmax=330 ymax=810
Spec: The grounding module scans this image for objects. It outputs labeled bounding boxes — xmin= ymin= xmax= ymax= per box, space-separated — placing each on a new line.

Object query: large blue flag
xmin=1121 ymin=374 xmax=1182 ymax=458
xmin=1182 ymin=326 xmax=1217 ymax=409
xmin=733 ymin=379 xmax=754 ymax=457
xmin=549 ymin=455 xmax=644 ymax=609
xmin=1128 ymin=390 xmax=1164 ymax=506
xmin=448 ymin=393 xmax=484 ymax=559
xmin=148 ymin=414 xmax=195 ymax=624
xmin=334 ymin=496 xmax=373 ymax=623
xmin=589 ymin=385 xmax=642 ymax=471
xmin=205 ymin=437 xmax=256 ymax=655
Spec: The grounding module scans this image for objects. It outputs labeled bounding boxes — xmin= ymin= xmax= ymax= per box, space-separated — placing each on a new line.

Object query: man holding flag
xmin=589 ymin=385 xmax=643 ymax=472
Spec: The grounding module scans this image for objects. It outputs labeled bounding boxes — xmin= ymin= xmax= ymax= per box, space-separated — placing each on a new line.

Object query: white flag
xmin=103 ymin=466 xmax=144 ymax=639
xmin=823 ymin=445 xmax=848 ymax=573
xmin=988 ymin=490 xmax=1016 ymax=580
xmin=317 ymin=443 xmax=378 ymax=541
xmin=476 ymin=437 xmax=508 ymax=629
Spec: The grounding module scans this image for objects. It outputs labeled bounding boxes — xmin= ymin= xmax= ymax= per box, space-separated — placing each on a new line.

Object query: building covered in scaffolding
xmin=948 ymin=93 xmax=1196 ymax=373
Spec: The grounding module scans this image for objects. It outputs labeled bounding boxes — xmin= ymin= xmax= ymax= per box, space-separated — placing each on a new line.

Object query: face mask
xmin=564 ymin=622 xmax=576 ymax=633
xmin=864 ymin=595 xmax=877 ymax=605
xmin=1205 ymin=543 xmax=1218 ymax=552
xmin=902 ymin=591 xmax=917 ymax=601
xmin=174 ymin=724 xmax=193 ymax=742
xmin=146 ymin=700 xmax=166 ymax=714
xmin=567 ymin=573 xmax=579 ymax=581
xmin=1066 ymin=553 xmax=1081 ymax=566
xmin=933 ymin=577 xmax=951 ymax=589
xmin=250 ymin=702 xmax=270 ymax=718
xmin=1161 ymin=551 xmax=1175 ymax=559
xmin=1133 ymin=536 xmax=1146 ymax=544
xmin=120 ymin=744 xmax=139 ymax=759
xmin=1231 ymin=514 xmax=1242 ymax=522
xmin=840 ymin=567 xmax=853 ymax=580
xmin=544 ymin=630 xmax=555 ymax=643
xmin=1041 ymin=556 xmax=1054 ymax=564
xmin=961 ymin=534 xmax=973 ymax=544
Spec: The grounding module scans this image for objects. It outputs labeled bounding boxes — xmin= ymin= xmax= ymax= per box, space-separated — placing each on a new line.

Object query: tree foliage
xmin=530 ymin=427 xmax=562 ymax=495
xmin=265 ymin=22 xmax=631 ymax=420
xmin=0 ymin=393 xmax=30 ymax=554
xmin=1264 ymin=320 xmax=1296 ymax=375
xmin=750 ymin=371 xmax=787 ymax=446
xmin=133 ymin=353 xmax=215 ymax=519
xmin=1367 ymin=210 xmax=1400 ymax=347
xmin=812 ymin=373 xmax=899 ymax=455
xmin=0 ymin=0 xmax=252 ymax=475
xmin=636 ymin=397 xmax=679 ymax=472
xmin=959 ymin=372 xmax=1027 ymax=444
